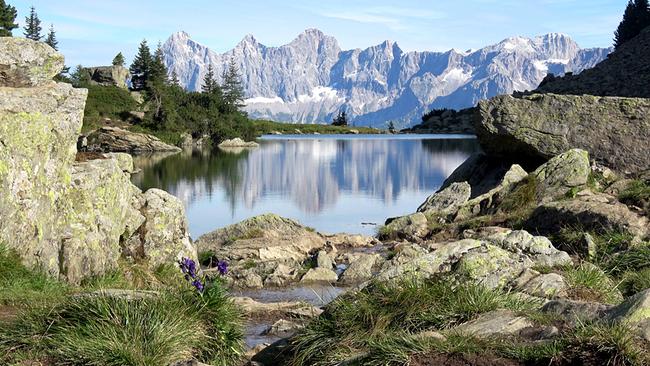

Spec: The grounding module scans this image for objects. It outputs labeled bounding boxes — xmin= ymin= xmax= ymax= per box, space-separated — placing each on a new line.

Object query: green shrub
xmin=83 ymin=85 xmax=138 ymax=132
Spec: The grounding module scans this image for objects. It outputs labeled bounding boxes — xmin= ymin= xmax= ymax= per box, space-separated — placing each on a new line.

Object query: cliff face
xmin=0 ymin=38 xmax=196 ymax=283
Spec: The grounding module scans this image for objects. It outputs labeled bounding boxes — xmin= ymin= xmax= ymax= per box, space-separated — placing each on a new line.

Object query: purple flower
xmin=217 ymin=260 xmax=228 ymax=275
xmin=191 ymin=279 xmax=205 ymax=293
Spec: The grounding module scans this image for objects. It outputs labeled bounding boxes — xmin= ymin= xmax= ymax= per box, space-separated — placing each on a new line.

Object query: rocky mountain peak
xmin=163 ymin=30 xmax=611 ymax=127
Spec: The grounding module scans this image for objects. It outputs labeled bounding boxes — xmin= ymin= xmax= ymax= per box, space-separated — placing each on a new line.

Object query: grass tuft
xmin=564 ymin=262 xmax=623 ymax=304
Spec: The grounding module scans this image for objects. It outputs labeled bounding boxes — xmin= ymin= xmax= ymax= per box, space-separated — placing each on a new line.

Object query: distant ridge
xmin=162 ymin=29 xmax=612 ymax=128
xmin=534 ymin=26 xmax=650 ymax=98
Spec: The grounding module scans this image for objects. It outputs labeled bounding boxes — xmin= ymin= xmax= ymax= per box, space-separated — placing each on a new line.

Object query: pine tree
xmin=0 ymin=0 xmax=18 ymax=37
xmin=221 ymin=57 xmax=245 ymax=112
xmin=129 ymin=40 xmax=152 ymax=91
xmin=614 ymin=0 xmax=650 ymax=48
xmin=112 ymin=52 xmax=125 ymax=67
xmin=202 ymin=64 xmax=218 ymax=93
xmin=387 ymin=121 xmax=396 ymax=133
xmin=23 ymin=6 xmax=41 ymax=41
xmin=332 ymin=109 xmax=348 ymax=126
xmin=148 ymin=44 xmax=168 ymax=87
xmin=170 ymin=70 xmax=180 ymax=86
xmin=69 ymin=65 xmax=89 ymax=88
xmin=44 ymin=24 xmax=57 ymax=50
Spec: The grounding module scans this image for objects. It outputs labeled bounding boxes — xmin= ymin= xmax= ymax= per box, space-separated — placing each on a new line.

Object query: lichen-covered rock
xmin=476 ymin=93 xmax=650 ymax=173
xmin=526 ymin=193 xmax=650 ymax=241
xmin=0 ymin=39 xmax=196 ymax=283
xmin=604 ymin=288 xmax=650 ymax=337
xmin=339 ymin=253 xmax=380 ymax=284
xmin=519 ymin=273 xmax=567 ymax=299
xmin=62 ymin=158 xmax=144 ymax=282
xmin=530 ymin=149 xmax=590 ymax=201
xmin=135 ymin=189 xmax=196 ymax=268
xmin=417 ymin=182 xmax=471 ymax=216
xmin=541 ymin=299 xmax=612 ymax=324
xmin=0 ymin=82 xmax=87 ymax=278
xmin=375 ymin=230 xmax=571 ymax=291
xmin=382 ymin=212 xmax=429 ymax=241
xmin=85 ymin=126 xmax=182 ymax=153
xmin=0 ymin=37 xmax=64 ymax=87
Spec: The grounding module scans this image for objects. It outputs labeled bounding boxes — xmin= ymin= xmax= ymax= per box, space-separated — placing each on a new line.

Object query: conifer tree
xmin=170 ymin=70 xmax=180 ymax=86
xmin=332 ymin=109 xmax=348 ymax=126
xmin=202 ymin=64 xmax=218 ymax=94
xmin=23 ymin=5 xmax=41 ymax=41
xmin=0 ymin=0 xmax=18 ymax=37
xmin=129 ymin=40 xmax=152 ymax=91
xmin=70 ymin=65 xmax=89 ymax=88
xmin=44 ymin=24 xmax=57 ymax=50
xmin=221 ymin=57 xmax=245 ymax=112
xmin=112 ymin=52 xmax=125 ymax=67
xmin=148 ymin=44 xmax=168 ymax=87
xmin=615 ymin=0 xmax=650 ymax=48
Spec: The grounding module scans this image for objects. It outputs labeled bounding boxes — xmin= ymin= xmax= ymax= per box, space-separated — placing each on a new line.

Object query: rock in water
xmin=0 ymin=38 xmax=64 ymax=87
xmin=217 ymin=138 xmax=259 ymax=148
xmin=85 ymin=126 xmax=182 ymax=153
xmin=476 ymin=93 xmax=650 ymax=173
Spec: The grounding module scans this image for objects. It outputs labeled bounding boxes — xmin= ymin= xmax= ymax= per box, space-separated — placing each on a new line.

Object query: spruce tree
xmin=129 ymin=40 xmax=152 ymax=91
xmin=44 ymin=24 xmax=57 ymax=50
xmin=23 ymin=6 xmax=41 ymax=41
xmin=0 ymin=0 xmax=18 ymax=37
xmin=614 ymin=0 xmax=650 ymax=48
xmin=221 ymin=57 xmax=245 ymax=112
xmin=170 ymin=70 xmax=180 ymax=86
xmin=148 ymin=44 xmax=168 ymax=88
xmin=112 ymin=52 xmax=125 ymax=67
xmin=70 ymin=65 xmax=89 ymax=88
xmin=202 ymin=64 xmax=218 ymax=94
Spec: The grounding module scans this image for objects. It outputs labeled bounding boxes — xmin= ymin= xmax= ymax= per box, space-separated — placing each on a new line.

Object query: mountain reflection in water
xmin=132 ymin=135 xmax=481 ymax=237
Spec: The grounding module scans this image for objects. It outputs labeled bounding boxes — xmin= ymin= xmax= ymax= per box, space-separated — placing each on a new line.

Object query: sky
xmin=10 ymin=0 xmax=624 ymax=67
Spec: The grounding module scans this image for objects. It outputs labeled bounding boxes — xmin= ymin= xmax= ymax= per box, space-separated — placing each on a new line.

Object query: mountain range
xmin=162 ymin=29 xmax=612 ymax=128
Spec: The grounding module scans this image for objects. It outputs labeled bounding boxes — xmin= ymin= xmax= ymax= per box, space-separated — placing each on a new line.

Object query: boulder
xmin=518 ymin=273 xmax=568 ymax=299
xmin=382 ymin=212 xmax=429 ymax=241
xmin=417 ymin=182 xmax=471 ymax=216
xmin=454 ymin=310 xmax=533 ymax=337
xmin=316 ymin=250 xmax=334 ymax=269
xmin=476 ymin=93 xmax=650 ymax=173
xmin=132 ymin=189 xmax=196 ymax=268
xmin=180 ymin=133 xmax=193 ymax=149
xmin=300 ymin=267 xmax=338 ymax=283
xmin=0 ymin=37 xmax=64 ymax=87
xmin=0 ymin=38 xmax=196 ymax=283
xmin=526 ymin=193 xmax=650 ymax=240
xmin=439 ymin=153 xmax=523 ymax=198
xmin=85 ymin=126 xmax=182 ymax=153
xmin=541 ymin=299 xmax=612 ymax=324
xmin=262 ymin=319 xmax=304 ymax=336
xmin=233 ymin=297 xmax=323 ymax=318
xmin=603 ymin=288 xmax=650 ymax=340
xmin=338 ymin=254 xmax=380 ymax=284
xmin=530 ymin=149 xmax=590 ymax=202
xmin=376 ymin=229 xmax=571 ymax=290
xmin=217 ymin=138 xmax=259 ymax=148
xmin=84 ymin=66 xmax=130 ymax=89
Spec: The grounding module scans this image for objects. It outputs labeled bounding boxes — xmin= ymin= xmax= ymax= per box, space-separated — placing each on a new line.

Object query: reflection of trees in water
xmin=131 ymin=149 xmax=250 ymax=213
xmin=131 ymin=138 xmax=481 ymax=215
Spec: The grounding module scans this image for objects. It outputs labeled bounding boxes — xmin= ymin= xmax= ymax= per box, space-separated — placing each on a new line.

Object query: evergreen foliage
xmin=44 ymin=24 xmax=57 ymax=50
xmin=614 ymin=0 xmax=650 ymax=48
xmin=70 ymin=65 xmax=90 ymax=88
xmin=201 ymin=64 xmax=219 ymax=94
xmin=23 ymin=5 xmax=41 ymax=41
xmin=112 ymin=52 xmax=125 ymax=67
xmin=0 ymin=0 xmax=18 ymax=37
xmin=221 ymin=57 xmax=245 ymax=113
xmin=332 ymin=109 xmax=348 ymax=126
xmin=129 ymin=40 xmax=153 ymax=91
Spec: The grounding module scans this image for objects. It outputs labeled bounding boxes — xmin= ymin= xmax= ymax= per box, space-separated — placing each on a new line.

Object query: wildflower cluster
xmin=178 ymin=257 xmax=229 ymax=294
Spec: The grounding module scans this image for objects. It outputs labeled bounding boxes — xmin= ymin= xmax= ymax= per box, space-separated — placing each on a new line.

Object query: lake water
xmin=132 ymin=134 xmax=480 ymax=238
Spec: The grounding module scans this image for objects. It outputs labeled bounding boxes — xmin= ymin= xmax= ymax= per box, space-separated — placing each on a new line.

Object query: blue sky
xmin=11 ymin=0 xmax=624 ymax=67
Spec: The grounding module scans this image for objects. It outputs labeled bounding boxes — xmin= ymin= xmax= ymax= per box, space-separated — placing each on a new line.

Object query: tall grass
xmin=288 ymin=276 xmax=535 ymax=366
